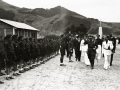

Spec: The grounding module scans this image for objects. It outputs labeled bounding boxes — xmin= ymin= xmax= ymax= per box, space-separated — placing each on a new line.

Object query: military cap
xmin=0 ymin=35 xmax=3 ymax=38
xmin=5 ymin=34 xmax=12 ymax=39
xmin=106 ymin=35 xmax=110 ymax=39
xmin=109 ymin=34 xmax=112 ymax=37
xmin=0 ymin=36 xmax=4 ymax=40
xmin=18 ymin=36 xmax=23 ymax=40
xmin=88 ymin=35 xmax=93 ymax=38
xmin=12 ymin=35 xmax=18 ymax=40
xmin=24 ymin=38 xmax=28 ymax=40
xmin=29 ymin=37 xmax=32 ymax=41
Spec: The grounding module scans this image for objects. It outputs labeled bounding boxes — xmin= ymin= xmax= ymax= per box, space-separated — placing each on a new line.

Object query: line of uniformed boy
xmin=0 ymin=34 xmax=60 ymax=84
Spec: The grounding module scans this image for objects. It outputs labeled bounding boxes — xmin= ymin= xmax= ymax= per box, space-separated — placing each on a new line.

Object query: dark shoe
xmin=24 ymin=68 xmax=29 ymax=71
xmin=16 ymin=73 xmax=21 ymax=75
xmin=91 ymin=67 xmax=94 ymax=69
xmin=9 ymin=77 xmax=14 ymax=79
xmin=30 ymin=66 xmax=34 ymax=69
xmin=6 ymin=77 xmax=10 ymax=80
xmin=0 ymin=81 xmax=4 ymax=84
xmin=0 ymin=73 xmax=3 ymax=76
xmin=34 ymin=64 xmax=38 ymax=67
xmin=13 ymin=73 xmax=17 ymax=76
xmin=1 ymin=72 xmax=6 ymax=75
xmin=78 ymin=59 xmax=80 ymax=62
xmin=19 ymin=70 xmax=24 ymax=73
xmin=69 ymin=60 xmax=73 ymax=62
xmin=110 ymin=64 xmax=112 ymax=66
xmin=41 ymin=62 xmax=45 ymax=64
xmin=60 ymin=64 xmax=66 ymax=66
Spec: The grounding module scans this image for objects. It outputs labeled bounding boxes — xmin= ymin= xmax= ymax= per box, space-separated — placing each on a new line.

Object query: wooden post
xmin=4 ymin=29 xmax=6 ymax=36
xmin=13 ymin=27 xmax=15 ymax=35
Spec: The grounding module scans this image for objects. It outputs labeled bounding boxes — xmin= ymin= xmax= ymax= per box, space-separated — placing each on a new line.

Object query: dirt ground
xmin=0 ymin=44 xmax=120 ymax=90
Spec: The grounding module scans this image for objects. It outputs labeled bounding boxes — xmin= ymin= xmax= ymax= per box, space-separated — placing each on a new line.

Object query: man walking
xmin=60 ymin=34 xmax=66 ymax=66
xmin=74 ymin=35 xmax=81 ymax=61
xmin=109 ymin=34 xmax=116 ymax=66
xmin=87 ymin=36 xmax=98 ymax=69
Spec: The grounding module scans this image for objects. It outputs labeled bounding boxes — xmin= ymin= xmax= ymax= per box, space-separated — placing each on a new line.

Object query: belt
xmin=104 ymin=48 xmax=110 ymax=50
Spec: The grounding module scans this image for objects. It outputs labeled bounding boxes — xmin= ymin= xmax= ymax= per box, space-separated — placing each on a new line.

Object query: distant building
xmin=0 ymin=18 xmax=39 ymax=39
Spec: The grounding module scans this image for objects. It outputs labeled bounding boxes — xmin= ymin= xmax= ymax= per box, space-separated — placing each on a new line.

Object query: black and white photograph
xmin=0 ymin=0 xmax=120 ymax=90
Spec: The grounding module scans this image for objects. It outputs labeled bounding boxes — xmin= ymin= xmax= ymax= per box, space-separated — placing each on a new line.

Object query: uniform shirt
xmin=60 ymin=38 xmax=66 ymax=49
xmin=4 ymin=40 xmax=14 ymax=52
xmin=0 ymin=41 xmax=5 ymax=52
xmin=74 ymin=38 xmax=80 ymax=50
xmin=95 ymin=38 xmax=103 ymax=46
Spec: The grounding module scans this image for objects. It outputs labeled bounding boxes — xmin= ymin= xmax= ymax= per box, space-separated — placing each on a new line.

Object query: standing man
xmin=87 ymin=36 xmax=98 ymax=69
xmin=74 ymin=35 xmax=81 ymax=61
xmin=68 ymin=36 xmax=74 ymax=62
xmin=4 ymin=35 xmax=16 ymax=80
xmin=60 ymin=34 xmax=66 ymax=66
xmin=29 ymin=37 xmax=35 ymax=68
xmin=109 ymin=34 xmax=116 ymax=66
xmin=18 ymin=36 xmax=25 ymax=73
xmin=102 ymin=35 xmax=113 ymax=70
xmin=24 ymin=38 xmax=31 ymax=71
xmin=0 ymin=36 xmax=7 ymax=84
xmin=12 ymin=35 xmax=21 ymax=76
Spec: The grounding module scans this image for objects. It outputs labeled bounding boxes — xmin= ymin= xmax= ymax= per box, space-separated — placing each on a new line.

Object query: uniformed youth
xmin=68 ymin=36 xmax=74 ymax=62
xmin=4 ymin=35 xmax=16 ymax=80
xmin=24 ymin=38 xmax=31 ymax=71
xmin=12 ymin=35 xmax=21 ymax=76
xmin=0 ymin=36 xmax=6 ymax=84
xmin=74 ymin=35 xmax=81 ymax=61
xmin=87 ymin=36 xmax=98 ymax=69
xmin=18 ymin=36 xmax=25 ymax=73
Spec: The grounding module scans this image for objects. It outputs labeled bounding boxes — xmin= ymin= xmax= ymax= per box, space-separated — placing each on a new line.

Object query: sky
xmin=3 ymin=0 xmax=120 ymax=22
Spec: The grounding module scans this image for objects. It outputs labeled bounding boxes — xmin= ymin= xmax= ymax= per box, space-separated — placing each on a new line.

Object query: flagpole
xmin=98 ymin=20 xmax=102 ymax=39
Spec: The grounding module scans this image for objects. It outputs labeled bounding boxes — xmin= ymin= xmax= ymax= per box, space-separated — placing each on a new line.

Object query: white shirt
xmin=80 ymin=39 xmax=88 ymax=52
xmin=102 ymin=40 xmax=113 ymax=55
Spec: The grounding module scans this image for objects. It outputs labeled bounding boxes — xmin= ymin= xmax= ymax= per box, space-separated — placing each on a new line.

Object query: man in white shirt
xmin=102 ymin=35 xmax=113 ymax=69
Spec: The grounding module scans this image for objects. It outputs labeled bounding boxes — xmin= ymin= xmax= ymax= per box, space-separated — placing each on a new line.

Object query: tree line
xmin=0 ymin=8 xmax=15 ymax=20
xmin=64 ymin=24 xmax=88 ymax=36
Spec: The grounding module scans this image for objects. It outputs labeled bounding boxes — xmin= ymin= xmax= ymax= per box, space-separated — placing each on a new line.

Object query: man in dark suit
xmin=60 ymin=34 xmax=66 ymax=66
xmin=87 ymin=36 xmax=98 ymax=69
xmin=109 ymin=34 xmax=116 ymax=66
xmin=74 ymin=35 xmax=81 ymax=61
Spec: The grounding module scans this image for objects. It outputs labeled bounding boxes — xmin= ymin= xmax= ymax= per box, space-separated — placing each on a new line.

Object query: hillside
xmin=0 ymin=0 xmax=120 ymax=36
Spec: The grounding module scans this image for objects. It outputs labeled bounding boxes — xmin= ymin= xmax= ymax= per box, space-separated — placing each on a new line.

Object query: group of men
xmin=0 ymin=34 xmax=60 ymax=84
xmin=59 ymin=34 xmax=116 ymax=69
